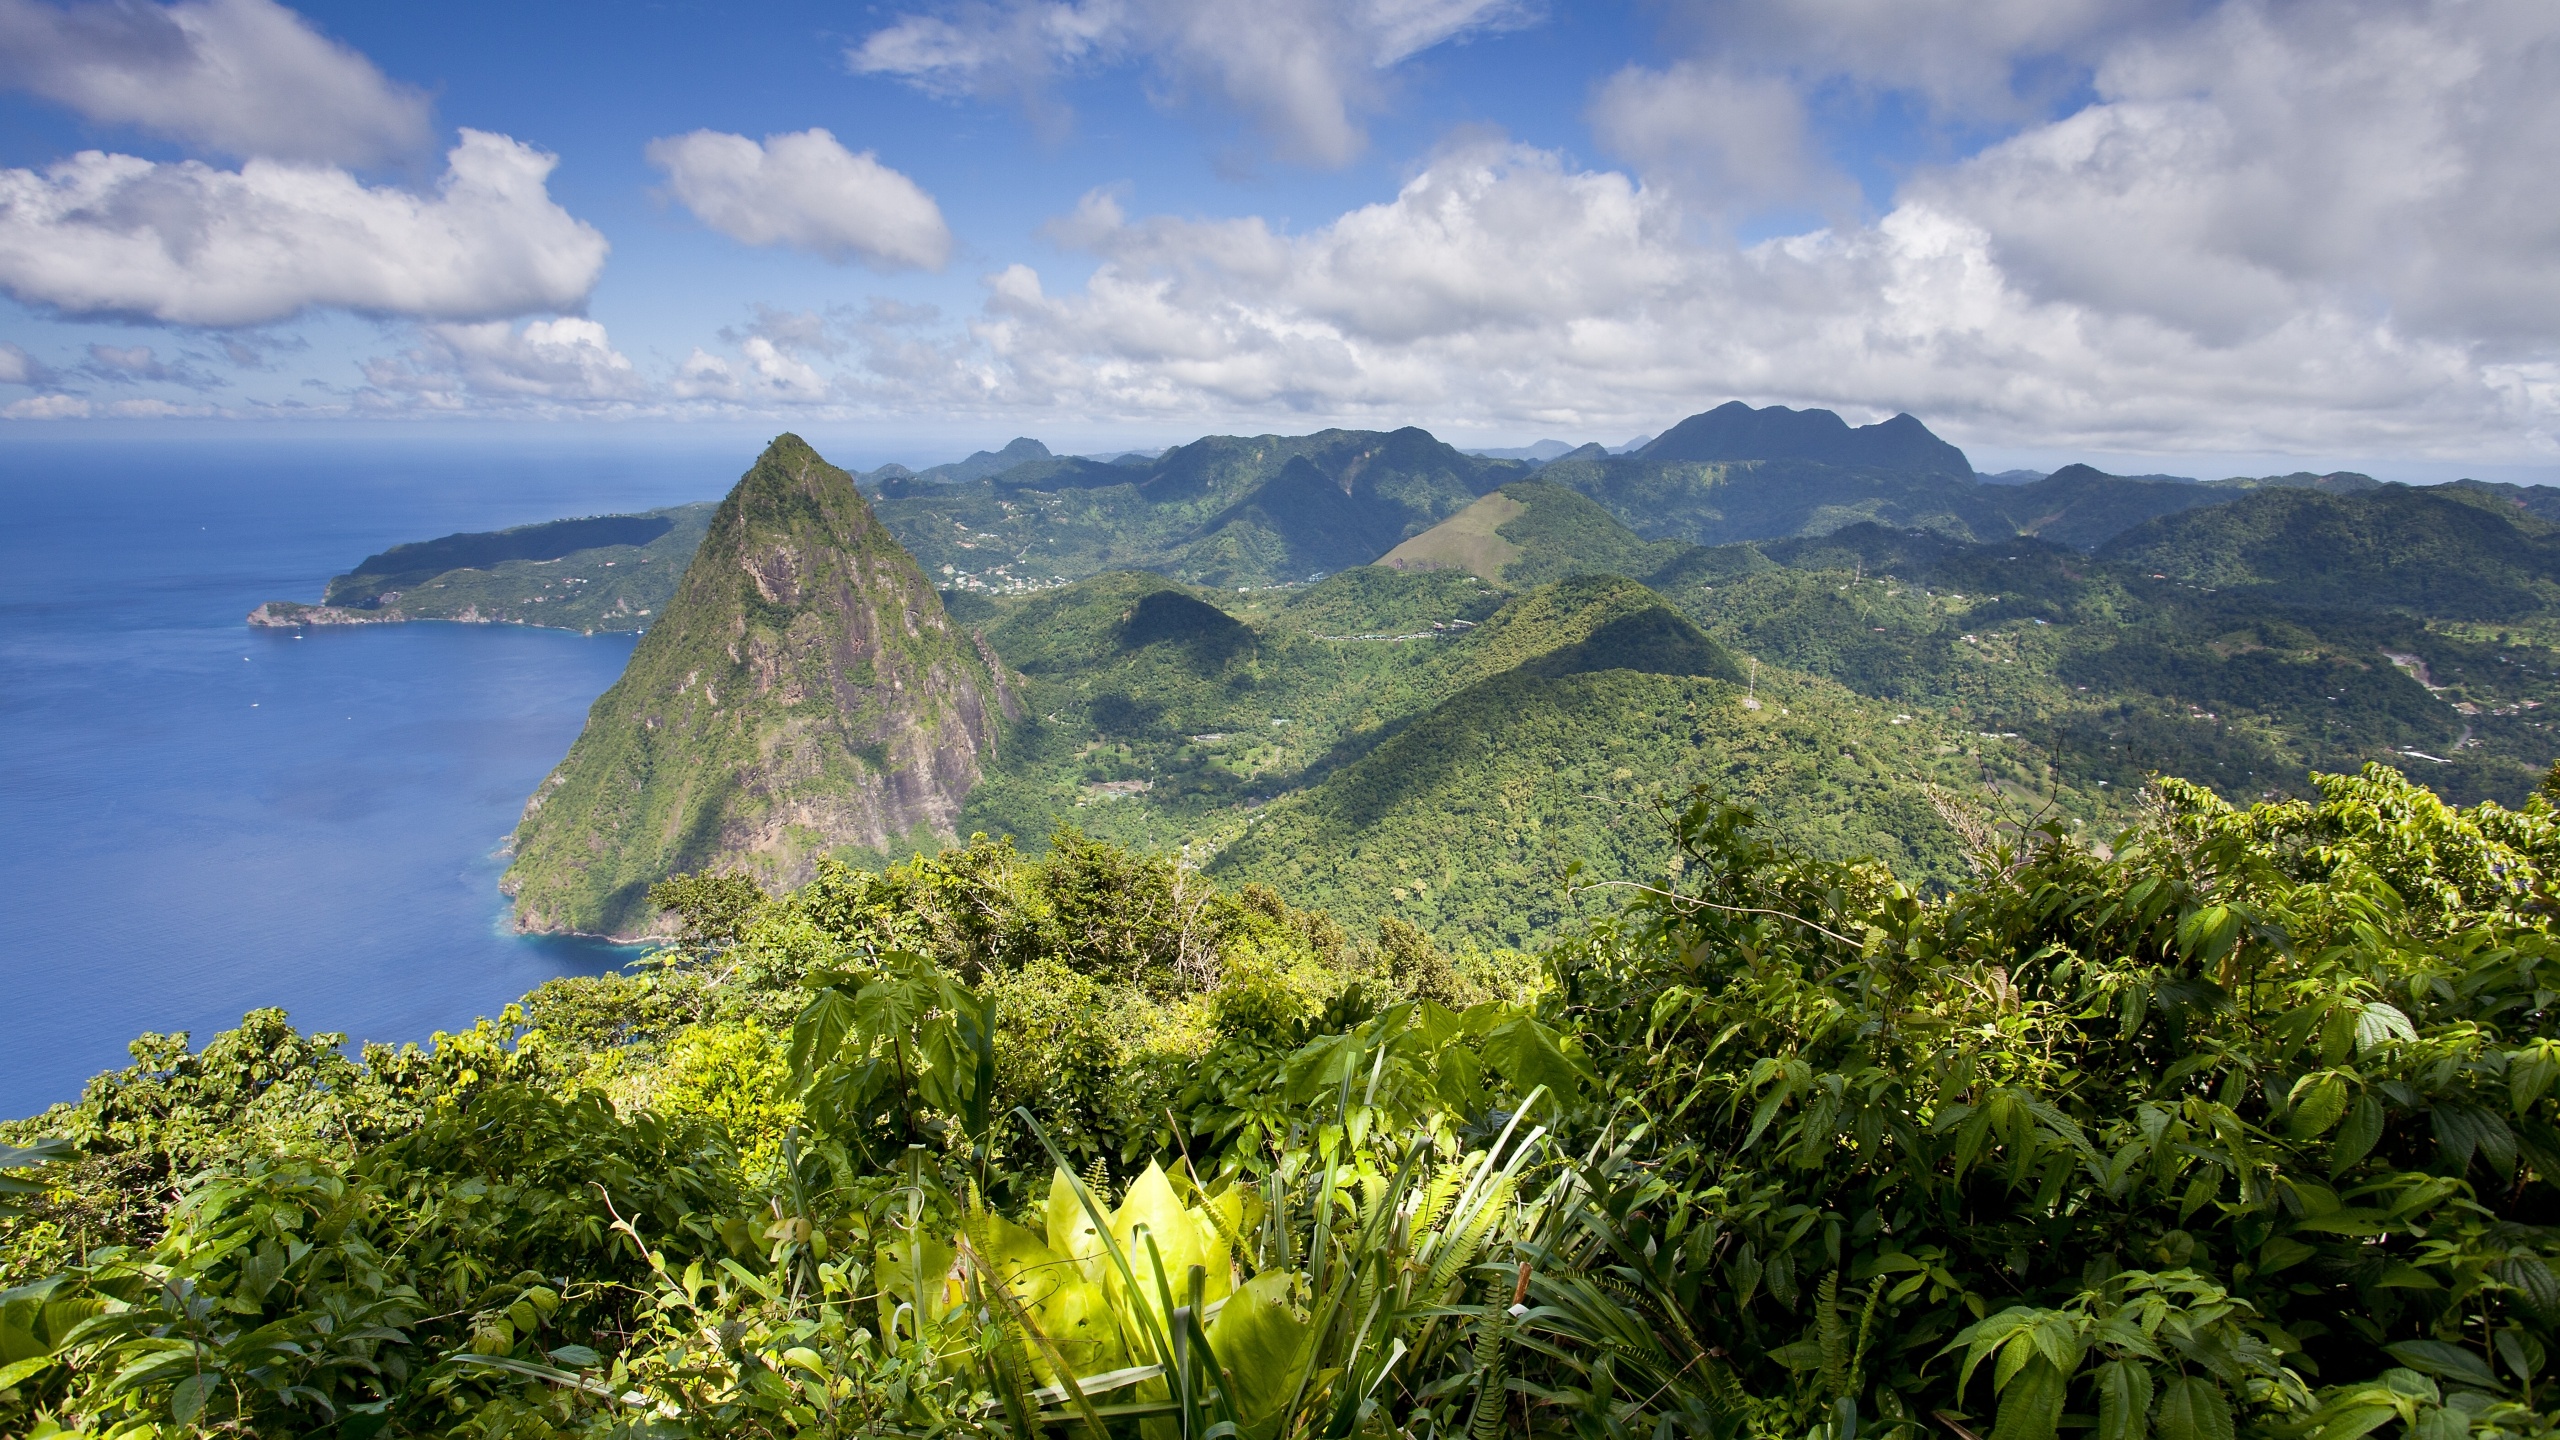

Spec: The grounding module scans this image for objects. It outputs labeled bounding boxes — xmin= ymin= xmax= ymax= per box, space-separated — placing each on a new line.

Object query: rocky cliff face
xmin=504 ymin=435 xmax=1016 ymax=938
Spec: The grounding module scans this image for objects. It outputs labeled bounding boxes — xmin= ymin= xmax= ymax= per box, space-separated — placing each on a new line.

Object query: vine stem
xmin=1566 ymin=880 xmax=1866 ymax=948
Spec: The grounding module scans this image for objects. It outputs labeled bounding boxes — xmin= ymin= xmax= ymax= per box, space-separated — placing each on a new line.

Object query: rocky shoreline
xmin=246 ymin=600 xmax=409 ymax=627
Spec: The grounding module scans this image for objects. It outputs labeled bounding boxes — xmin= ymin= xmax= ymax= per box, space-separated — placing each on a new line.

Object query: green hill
xmin=875 ymin=425 xmax=1528 ymax=591
xmin=247 ymin=501 xmax=716 ymax=632
xmin=960 ymin=567 xmax=1974 ymax=950
xmin=1379 ymin=480 xmax=1688 ymax=585
xmin=1209 ymin=662 xmax=1969 ymax=948
xmin=2098 ymin=483 xmax=2560 ymax=618
xmin=1653 ymin=516 xmax=2560 ymax=810
xmin=504 ymin=436 xmax=1013 ymax=937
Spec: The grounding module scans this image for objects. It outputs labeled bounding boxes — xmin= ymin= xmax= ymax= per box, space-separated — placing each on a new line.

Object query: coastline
xmin=247 ymin=600 xmax=642 ymax=636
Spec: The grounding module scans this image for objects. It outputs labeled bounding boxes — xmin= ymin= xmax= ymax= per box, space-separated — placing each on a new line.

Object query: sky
xmin=0 ymin=0 xmax=2556 ymax=478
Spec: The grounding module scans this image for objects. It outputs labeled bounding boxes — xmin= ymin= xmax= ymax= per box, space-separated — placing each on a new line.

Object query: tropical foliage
xmin=7 ymin=763 xmax=2560 ymax=1439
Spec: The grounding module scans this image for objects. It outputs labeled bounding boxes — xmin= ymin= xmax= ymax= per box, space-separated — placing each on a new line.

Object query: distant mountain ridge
xmin=1639 ymin=401 xmax=1976 ymax=479
xmin=246 ymin=405 xmax=2527 ymax=640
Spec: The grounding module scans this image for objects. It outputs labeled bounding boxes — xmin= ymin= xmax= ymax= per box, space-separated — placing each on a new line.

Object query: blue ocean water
xmin=0 ymin=432 xmax=759 ymax=1118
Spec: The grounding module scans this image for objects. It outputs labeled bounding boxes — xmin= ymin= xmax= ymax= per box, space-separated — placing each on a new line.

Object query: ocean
xmin=0 ymin=432 xmax=760 ymax=1118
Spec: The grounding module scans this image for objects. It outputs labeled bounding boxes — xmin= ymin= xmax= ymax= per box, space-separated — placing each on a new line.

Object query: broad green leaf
xmin=2497 ymin=1255 xmax=2560 ymax=1326
xmin=1477 ymin=1014 xmax=1592 ymax=1101
xmin=2154 ymin=1377 xmax=2234 ymax=1440
xmin=2095 ymin=1359 xmax=2153 ymax=1440
xmin=787 ymin=985 xmax=860 ymax=1088
xmin=1991 ymin=1357 xmax=2066 ymax=1440
xmin=2384 ymin=1341 xmax=2500 ymax=1389
xmin=1047 ymin=1168 xmax=1109 ymax=1286
xmin=2354 ymin=1002 xmax=2415 ymax=1053
xmin=1027 ymin=1278 xmax=1125 ymax=1386
xmin=1204 ymin=1271 xmax=1317 ymax=1440
xmin=2289 ymin=1073 xmax=2349 ymax=1138
xmin=170 ymin=1371 xmax=219 ymax=1425
xmin=2330 ymin=1096 xmax=2384 ymax=1174
xmin=1108 ymin=1161 xmax=1207 ymax=1339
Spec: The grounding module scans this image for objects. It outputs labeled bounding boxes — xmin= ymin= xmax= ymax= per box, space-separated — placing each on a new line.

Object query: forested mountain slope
xmin=504 ymin=436 xmax=1014 ymax=938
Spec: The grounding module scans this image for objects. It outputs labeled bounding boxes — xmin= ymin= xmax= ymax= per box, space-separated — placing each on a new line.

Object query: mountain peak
xmin=503 ymin=436 xmax=1014 ymax=938
xmin=1638 ymin=402 xmax=1973 ymax=479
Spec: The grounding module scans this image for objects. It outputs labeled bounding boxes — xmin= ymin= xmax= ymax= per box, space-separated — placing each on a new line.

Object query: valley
xmin=246 ymin=404 xmax=2560 ymax=951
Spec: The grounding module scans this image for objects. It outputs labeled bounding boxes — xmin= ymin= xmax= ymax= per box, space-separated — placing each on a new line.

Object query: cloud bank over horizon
xmin=0 ymin=0 xmax=2553 ymax=470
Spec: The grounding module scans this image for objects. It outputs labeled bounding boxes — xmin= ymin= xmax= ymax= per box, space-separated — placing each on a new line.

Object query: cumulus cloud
xmin=359 ymin=317 xmax=639 ymax=411
xmin=850 ymin=0 xmax=1535 ymax=165
xmin=3 ymin=393 xmax=92 ymax=418
xmin=1588 ymin=61 xmax=1851 ymax=218
xmin=720 ymin=305 xmax=848 ymax=358
xmin=1917 ymin=0 xmax=2560 ymax=351
xmin=1651 ymin=0 xmax=2158 ymax=119
xmin=877 ymin=121 xmax=2548 ymax=457
xmin=0 ymin=130 xmax=609 ymax=327
xmin=646 ymin=129 xmax=951 ymax=271
xmin=753 ymin=0 xmax=2540 ymax=459
xmin=0 ymin=0 xmax=432 ymax=165
xmin=673 ymin=306 xmax=853 ymax=404
xmin=669 ymin=339 xmax=834 ymax=404
xmin=0 ymin=341 xmax=58 ymax=386
xmin=82 ymin=341 xmax=223 ymax=388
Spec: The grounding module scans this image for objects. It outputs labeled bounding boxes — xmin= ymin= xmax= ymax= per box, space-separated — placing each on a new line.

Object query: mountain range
xmin=247 ymin=403 xmax=2560 ymax=944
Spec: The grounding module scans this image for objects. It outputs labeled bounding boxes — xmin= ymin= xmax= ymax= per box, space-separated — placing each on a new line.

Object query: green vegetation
xmin=2100 ymin=486 xmax=2560 ymax=619
xmin=11 ymin=763 xmax=2560 ymax=1440
xmin=246 ymin=419 xmax=2560 ymax=953
xmin=250 ymin=503 xmax=716 ymax=633
xmin=1380 ymin=481 xmax=1688 ymax=586
xmin=874 ymin=426 xmax=1528 ymax=591
xmin=952 ymin=565 xmax=1999 ymax=950
xmin=503 ymin=437 xmax=1010 ymax=939
xmin=1658 ymin=506 xmax=2560 ymax=812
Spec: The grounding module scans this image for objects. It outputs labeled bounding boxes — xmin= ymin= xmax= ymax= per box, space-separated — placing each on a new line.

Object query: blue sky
xmin=1 ymin=0 xmax=2555 ymax=479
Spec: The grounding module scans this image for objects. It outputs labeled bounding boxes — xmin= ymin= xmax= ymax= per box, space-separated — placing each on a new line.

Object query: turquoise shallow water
xmin=0 ymin=434 xmax=750 ymax=1118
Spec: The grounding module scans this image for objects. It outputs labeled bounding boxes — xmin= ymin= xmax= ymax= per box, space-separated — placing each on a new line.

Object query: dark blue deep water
xmin=0 ymin=432 xmax=759 ymax=1117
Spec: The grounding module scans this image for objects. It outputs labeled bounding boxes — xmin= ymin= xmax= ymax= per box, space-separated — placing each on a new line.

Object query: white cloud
xmin=878 ymin=128 xmax=2554 ymax=458
xmin=1654 ymin=0 xmax=2157 ymax=118
xmin=670 ymin=348 xmax=740 ymax=401
xmin=1588 ymin=61 xmax=1850 ymax=218
xmin=721 ymin=304 xmax=848 ymax=358
xmin=3 ymin=393 xmax=93 ymax=418
xmin=781 ymin=0 xmax=2550 ymax=460
xmin=83 ymin=341 xmax=223 ymax=387
xmin=0 ymin=341 xmax=56 ymax=386
xmin=0 ymin=0 xmax=432 ymax=165
xmin=646 ymin=129 xmax=951 ymax=271
xmin=850 ymin=0 xmax=1535 ymax=166
xmin=672 ymin=309 xmax=844 ymax=405
xmin=1918 ymin=0 xmax=2560 ymax=350
xmin=102 ymin=396 xmax=218 ymax=417
xmin=360 ymin=316 xmax=639 ymax=411
xmin=0 ymin=130 xmax=609 ymax=326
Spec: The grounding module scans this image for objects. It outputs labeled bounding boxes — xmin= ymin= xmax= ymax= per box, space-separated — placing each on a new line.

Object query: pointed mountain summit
xmin=505 ymin=435 xmax=1016 ymax=938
